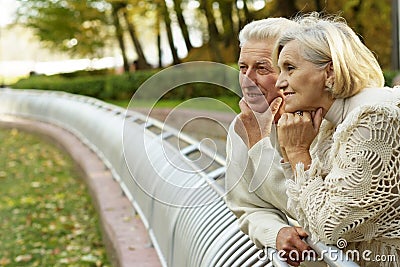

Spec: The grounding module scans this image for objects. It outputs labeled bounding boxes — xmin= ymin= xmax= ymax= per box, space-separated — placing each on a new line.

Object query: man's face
xmin=238 ymin=39 xmax=284 ymax=115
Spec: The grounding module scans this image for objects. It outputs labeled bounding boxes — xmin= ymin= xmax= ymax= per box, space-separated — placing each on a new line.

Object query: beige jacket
xmin=225 ymin=120 xmax=294 ymax=248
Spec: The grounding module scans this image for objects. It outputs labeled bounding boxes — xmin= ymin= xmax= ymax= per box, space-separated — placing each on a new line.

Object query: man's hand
xmin=276 ymin=226 xmax=312 ymax=266
xmin=235 ymin=97 xmax=283 ymax=148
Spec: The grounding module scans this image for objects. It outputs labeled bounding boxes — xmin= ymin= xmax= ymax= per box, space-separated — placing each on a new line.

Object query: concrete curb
xmin=0 ymin=116 xmax=162 ymax=267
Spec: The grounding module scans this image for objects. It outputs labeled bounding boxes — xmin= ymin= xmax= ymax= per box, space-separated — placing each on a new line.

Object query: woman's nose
xmin=275 ymin=75 xmax=287 ymax=90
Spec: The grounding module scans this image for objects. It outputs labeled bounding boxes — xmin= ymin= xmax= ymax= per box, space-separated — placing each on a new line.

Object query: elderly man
xmin=224 ymin=18 xmax=324 ymax=267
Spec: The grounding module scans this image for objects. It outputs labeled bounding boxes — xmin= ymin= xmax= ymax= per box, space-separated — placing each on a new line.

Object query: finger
xmin=292 ymin=227 xmax=312 ymax=252
xmin=286 ymin=259 xmax=301 ymax=266
xmin=294 ymin=226 xmax=309 ymax=238
xmin=277 ymin=113 xmax=288 ymax=127
xmin=312 ymin=108 xmax=324 ymax=132
xmin=239 ymin=98 xmax=250 ymax=112
xmin=285 ymin=112 xmax=296 ymax=124
xmin=302 ymin=111 xmax=312 ymax=120
xmin=269 ymin=97 xmax=283 ymax=116
xmin=298 ymin=111 xmax=312 ymax=124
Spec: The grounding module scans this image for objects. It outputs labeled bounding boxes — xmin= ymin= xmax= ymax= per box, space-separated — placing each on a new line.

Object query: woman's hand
xmin=277 ymin=108 xmax=323 ymax=170
xmin=235 ymin=97 xmax=283 ymax=148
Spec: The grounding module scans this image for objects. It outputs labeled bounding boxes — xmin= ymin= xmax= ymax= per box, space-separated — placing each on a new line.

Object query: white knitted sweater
xmin=286 ymin=87 xmax=400 ymax=266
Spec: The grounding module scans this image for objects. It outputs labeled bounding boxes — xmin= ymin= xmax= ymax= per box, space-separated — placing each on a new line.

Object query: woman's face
xmin=275 ymin=40 xmax=333 ymax=113
xmin=238 ymin=40 xmax=284 ymax=114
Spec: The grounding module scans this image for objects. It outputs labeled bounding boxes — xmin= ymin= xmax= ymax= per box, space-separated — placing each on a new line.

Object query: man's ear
xmin=325 ymin=62 xmax=335 ymax=89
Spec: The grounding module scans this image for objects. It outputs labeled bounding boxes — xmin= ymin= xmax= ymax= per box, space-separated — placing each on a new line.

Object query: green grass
xmin=107 ymin=96 xmax=241 ymax=113
xmin=0 ymin=128 xmax=110 ymax=267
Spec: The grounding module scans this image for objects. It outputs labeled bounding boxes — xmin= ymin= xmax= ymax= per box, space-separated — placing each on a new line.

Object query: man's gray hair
xmin=238 ymin=18 xmax=297 ymax=47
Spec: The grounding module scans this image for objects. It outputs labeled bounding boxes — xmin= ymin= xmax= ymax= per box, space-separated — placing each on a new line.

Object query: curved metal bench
xmin=0 ymin=88 xmax=358 ymax=267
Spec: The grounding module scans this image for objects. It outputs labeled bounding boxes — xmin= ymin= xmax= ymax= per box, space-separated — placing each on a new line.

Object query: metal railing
xmin=0 ymin=88 xmax=359 ymax=267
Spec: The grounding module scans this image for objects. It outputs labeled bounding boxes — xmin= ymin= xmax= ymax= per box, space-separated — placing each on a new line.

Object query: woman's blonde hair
xmin=273 ymin=12 xmax=384 ymax=98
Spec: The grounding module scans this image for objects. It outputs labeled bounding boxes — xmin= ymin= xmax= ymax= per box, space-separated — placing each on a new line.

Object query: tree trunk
xmin=172 ymin=0 xmax=193 ymax=52
xmin=121 ymin=7 xmax=151 ymax=70
xmin=156 ymin=12 xmax=163 ymax=68
xmin=111 ymin=4 xmax=129 ymax=73
xmin=274 ymin=0 xmax=298 ymax=17
xmin=218 ymin=0 xmax=236 ymax=47
xmin=237 ymin=0 xmax=252 ymax=30
xmin=241 ymin=0 xmax=252 ymax=23
xmin=314 ymin=0 xmax=323 ymax=11
xmin=161 ymin=0 xmax=180 ymax=65
xmin=200 ymin=0 xmax=223 ymax=62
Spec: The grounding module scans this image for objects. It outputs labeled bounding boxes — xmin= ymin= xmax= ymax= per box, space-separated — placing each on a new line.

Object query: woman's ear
xmin=325 ymin=62 xmax=335 ymax=90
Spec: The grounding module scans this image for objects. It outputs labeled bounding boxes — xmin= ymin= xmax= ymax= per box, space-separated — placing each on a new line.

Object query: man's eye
xmin=239 ymin=65 xmax=247 ymax=73
xmin=257 ymin=65 xmax=272 ymax=74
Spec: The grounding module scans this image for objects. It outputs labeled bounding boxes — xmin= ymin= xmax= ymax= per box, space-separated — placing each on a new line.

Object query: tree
xmin=172 ymin=0 xmax=193 ymax=52
xmin=15 ymin=0 xmax=111 ymax=58
xmin=199 ymin=0 xmax=223 ymax=62
xmin=110 ymin=2 xmax=130 ymax=72
xmin=324 ymin=0 xmax=391 ymax=69
xmin=14 ymin=0 xmax=393 ymax=69
xmin=121 ymin=4 xmax=151 ymax=69
xmin=273 ymin=0 xmax=298 ymax=17
xmin=160 ymin=0 xmax=181 ymax=64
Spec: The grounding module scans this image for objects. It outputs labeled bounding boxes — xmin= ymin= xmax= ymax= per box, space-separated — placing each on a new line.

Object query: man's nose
xmin=241 ymin=68 xmax=257 ymax=87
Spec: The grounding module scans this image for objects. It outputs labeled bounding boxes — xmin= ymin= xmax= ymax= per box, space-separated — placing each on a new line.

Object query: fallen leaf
xmin=81 ymin=254 xmax=98 ymax=263
xmin=0 ymin=257 xmax=11 ymax=265
xmin=31 ymin=181 xmax=41 ymax=188
xmin=15 ymin=254 xmax=32 ymax=262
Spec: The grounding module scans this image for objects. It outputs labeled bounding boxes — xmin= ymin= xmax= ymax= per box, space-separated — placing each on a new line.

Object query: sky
xmin=0 ymin=0 xmax=18 ymax=27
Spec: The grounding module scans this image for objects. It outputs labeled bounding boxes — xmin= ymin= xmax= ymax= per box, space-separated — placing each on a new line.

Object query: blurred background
xmin=0 ymin=0 xmax=396 ymax=82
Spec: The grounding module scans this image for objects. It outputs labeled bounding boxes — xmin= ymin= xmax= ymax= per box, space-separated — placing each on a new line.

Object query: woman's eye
xmin=287 ymin=65 xmax=295 ymax=71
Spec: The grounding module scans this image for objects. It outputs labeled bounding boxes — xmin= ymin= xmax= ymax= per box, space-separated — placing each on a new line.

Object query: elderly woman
xmin=225 ymin=18 xmax=326 ymax=266
xmin=274 ymin=13 xmax=400 ymax=266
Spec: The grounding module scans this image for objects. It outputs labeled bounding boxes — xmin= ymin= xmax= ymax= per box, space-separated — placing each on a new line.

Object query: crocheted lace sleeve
xmin=286 ymin=104 xmax=400 ymax=244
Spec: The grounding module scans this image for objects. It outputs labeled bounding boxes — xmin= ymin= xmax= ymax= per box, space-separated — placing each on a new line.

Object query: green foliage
xmin=16 ymin=0 xmax=111 ymax=58
xmin=11 ymin=68 xmax=241 ymax=101
xmin=326 ymin=0 xmax=392 ymax=69
xmin=383 ymin=70 xmax=400 ymax=86
xmin=101 ymin=69 xmax=158 ymax=99
xmin=14 ymin=0 xmax=395 ymax=70
xmin=0 ymin=128 xmax=110 ymax=267
xmin=11 ymin=71 xmax=151 ymax=100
